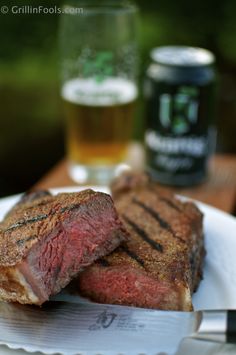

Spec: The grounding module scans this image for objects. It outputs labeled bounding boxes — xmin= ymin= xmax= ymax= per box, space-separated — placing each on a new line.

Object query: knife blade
xmin=0 ymin=301 xmax=235 ymax=355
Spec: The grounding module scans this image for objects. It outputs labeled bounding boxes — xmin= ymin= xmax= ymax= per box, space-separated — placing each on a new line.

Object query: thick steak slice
xmin=0 ymin=189 xmax=127 ymax=305
xmin=77 ymin=173 xmax=205 ymax=311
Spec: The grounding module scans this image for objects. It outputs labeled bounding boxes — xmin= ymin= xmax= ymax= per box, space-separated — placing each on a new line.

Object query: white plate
xmin=0 ymin=186 xmax=236 ymax=355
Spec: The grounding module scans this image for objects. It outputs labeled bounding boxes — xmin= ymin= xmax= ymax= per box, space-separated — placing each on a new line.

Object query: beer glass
xmin=59 ymin=0 xmax=138 ymax=184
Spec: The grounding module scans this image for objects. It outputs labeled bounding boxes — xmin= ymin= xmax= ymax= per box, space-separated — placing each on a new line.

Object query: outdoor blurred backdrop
xmin=0 ymin=0 xmax=236 ymax=197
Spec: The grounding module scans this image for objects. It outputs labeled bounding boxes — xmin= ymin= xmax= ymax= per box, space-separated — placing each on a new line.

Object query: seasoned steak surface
xmin=0 ymin=190 xmax=97 ymax=266
xmin=0 ymin=189 xmax=127 ymax=305
xmin=77 ymin=172 xmax=205 ymax=311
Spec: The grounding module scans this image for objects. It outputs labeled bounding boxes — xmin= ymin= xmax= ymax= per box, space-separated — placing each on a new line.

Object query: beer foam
xmin=62 ymin=77 xmax=137 ymax=106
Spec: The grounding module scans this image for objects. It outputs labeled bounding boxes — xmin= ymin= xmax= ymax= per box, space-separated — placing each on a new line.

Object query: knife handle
xmin=227 ymin=310 xmax=236 ymax=343
xmin=195 ymin=310 xmax=236 ymax=344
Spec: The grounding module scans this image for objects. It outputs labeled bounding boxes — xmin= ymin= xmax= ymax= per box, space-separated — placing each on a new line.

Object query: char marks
xmin=132 ymin=198 xmax=185 ymax=243
xmin=133 ymin=198 xmax=173 ymax=231
xmin=147 ymin=185 xmax=181 ymax=212
xmin=4 ymin=203 xmax=82 ymax=232
xmin=16 ymin=235 xmax=38 ymax=246
xmin=159 ymin=196 xmax=181 ymax=212
xmin=120 ymin=245 xmax=145 ymax=267
xmin=6 ymin=214 xmax=49 ymax=232
xmin=122 ymin=215 xmax=163 ymax=253
xmin=60 ymin=203 xmax=81 ymax=213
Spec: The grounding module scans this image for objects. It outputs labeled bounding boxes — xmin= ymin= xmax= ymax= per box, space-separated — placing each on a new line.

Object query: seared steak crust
xmin=1 ymin=190 xmax=95 ymax=266
xmin=0 ymin=189 xmax=127 ymax=305
xmin=77 ymin=173 xmax=205 ymax=311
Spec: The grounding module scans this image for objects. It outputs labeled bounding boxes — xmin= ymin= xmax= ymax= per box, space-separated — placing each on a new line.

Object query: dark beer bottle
xmin=144 ymin=46 xmax=217 ymax=186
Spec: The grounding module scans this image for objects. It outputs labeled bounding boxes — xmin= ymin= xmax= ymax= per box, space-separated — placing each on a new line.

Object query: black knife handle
xmin=227 ymin=311 xmax=236 ymax=343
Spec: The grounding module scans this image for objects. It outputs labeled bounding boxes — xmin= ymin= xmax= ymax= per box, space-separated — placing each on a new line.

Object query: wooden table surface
xmin=35 ymin=145 xmax=236 ymax=215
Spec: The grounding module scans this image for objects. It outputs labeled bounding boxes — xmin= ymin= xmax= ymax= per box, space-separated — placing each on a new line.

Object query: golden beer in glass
xmin=59 ymin=1 xmax=138 ymax=184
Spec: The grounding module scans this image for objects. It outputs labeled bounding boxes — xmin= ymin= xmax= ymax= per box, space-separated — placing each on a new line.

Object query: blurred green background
xmin=0 ymin=0 xmax=236 ymax=197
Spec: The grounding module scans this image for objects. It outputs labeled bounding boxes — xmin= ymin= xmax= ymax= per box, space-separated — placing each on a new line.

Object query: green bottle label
xmin=159 ymin=86 xmax=199 ymax=135
xmin=145 ymin=81 xmax=216 ymax=186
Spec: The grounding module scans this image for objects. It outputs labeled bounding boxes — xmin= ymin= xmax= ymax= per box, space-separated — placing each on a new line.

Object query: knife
xmin=0 ymin=301 xmax=235 ymax=355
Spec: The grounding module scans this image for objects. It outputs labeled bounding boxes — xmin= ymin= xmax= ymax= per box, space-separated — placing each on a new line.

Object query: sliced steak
xmin=0 ymin=189 xmax=127 ymax=305
xmin=77 ymin=173 xmax=205 ymax=311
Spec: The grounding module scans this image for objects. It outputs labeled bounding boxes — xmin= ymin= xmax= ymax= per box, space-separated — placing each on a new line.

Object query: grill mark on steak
xmin=60 ymin=203 xmax=81 ymax=213
xmin=158 ymin=197 xmax=181 ymax=212
xmin=16 ymin=235 xmax=38 ymax=246
xmin=133 ymin=198 xmax=173 ymax=231
xmin=147 ymin=185 xmax=182 ymax=212
xmin=122 ymin=215 xmax=163 ymax=253
xmin=120 ymin=245 xmax=145 ymax=267
xmin=5 ymin=214 xmax=49 ymax=231
xmin=0 ymin=189 xmax=128 ymax=305
xmin=132 ymin=198 xmax=185 ymax=243
xmin=5 ymin=203 xmax=83 ymax=232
